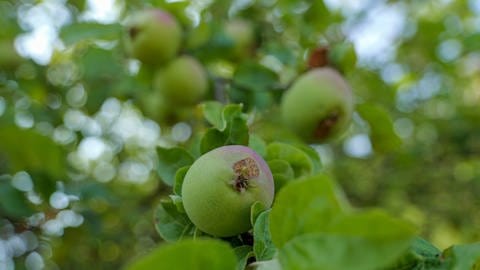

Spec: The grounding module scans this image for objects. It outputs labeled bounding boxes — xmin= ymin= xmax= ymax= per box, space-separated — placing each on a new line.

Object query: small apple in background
xmin=224 ymin=19 xmax=255 ymax=60
xmin=181 ymin=145 xmax=274 ymax=237
xmin=280 ymin=67 xmax=354 ymax=143
xmin=126 ymin=9 xmax=182 ymax=66
xmin=153 ymin=55 xmax=208 ymax=106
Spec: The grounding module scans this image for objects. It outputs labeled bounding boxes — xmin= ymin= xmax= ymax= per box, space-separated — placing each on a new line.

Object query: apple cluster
xmin=125 ymin=9 xmax=209 ymax=119
xmin=128 ymin=9 xmax=356 ymax=239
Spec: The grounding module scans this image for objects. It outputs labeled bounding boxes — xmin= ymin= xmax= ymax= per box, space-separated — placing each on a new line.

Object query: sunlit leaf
xmin=269 ymin=174 xmax=347 ymax=247
xmin=126 ymin=239 xmax=237 ymax=270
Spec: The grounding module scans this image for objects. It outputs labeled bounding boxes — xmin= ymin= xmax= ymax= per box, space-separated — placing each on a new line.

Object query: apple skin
xmin=224 ymin=19 xmax=255 ymax=60
xmin=126 ymin=9 xmax=182 ymax=66
xmin=182 ymin=145 xmax=274 ymax=237
xmin=280 ymin=67 xmax=354 ymax=142
xmin=153 ymin=55 xmax=208 ymax=106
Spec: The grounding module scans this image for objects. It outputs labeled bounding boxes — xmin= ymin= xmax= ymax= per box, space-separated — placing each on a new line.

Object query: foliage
xmin=0 ymin=0 xmax=479 ymax=269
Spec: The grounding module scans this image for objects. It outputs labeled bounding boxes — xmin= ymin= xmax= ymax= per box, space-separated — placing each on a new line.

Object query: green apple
xmin=153 ymin=55 xmax=208 ymax=106
xmin=224 ymin=19 xmax=255 ymax=60
xmin=126 ymin=9 xmax=182 ymax=66
xmin=182 ymin=145 xmax=274 ymax=237
xmin=280 ymin=67 xmax=354 ymax=142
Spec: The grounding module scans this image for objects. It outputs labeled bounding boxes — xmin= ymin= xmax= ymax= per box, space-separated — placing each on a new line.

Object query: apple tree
xmin=0 ymin=0 xmax=480 ymax=269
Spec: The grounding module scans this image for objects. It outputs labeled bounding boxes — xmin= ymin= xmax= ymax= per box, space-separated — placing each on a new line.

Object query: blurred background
xmin=0 ymin=0 xmax=479 ymax=269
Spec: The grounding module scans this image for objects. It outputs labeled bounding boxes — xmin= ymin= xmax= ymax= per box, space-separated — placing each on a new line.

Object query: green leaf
xmin=157 ymin=147 xmax=194 ymax=186
xmin=230 ymin=87 xmax=275 ymax=111
xmin=248 ymin=134 xmax=267 ymax=157
xmin=0 ymin=177 xmax=34 ymax=219
xmin=154 ymin=198 xmax=195 ymax=242
xmin=222 ymin=104 xmax=245 ymax=127
xmin=410 ymin=237 xmax=441 ymax=259
xmin=233 ymin=61 xmax=278 ymax=92
xmin=234 ymin=245 xmax=254 ymax=270
xmin=346 ymin=69 xmax=395 ymax=107
xmin=464 ymin=33 xmax=480 ymax=53
xmin=279 ymin=232 xmax=409 ymax=270
xmin=201 ymin=101 xmax=225 ymax=130
xmin=328 ymin=42 xmax=357 ymax=74
xmin=303 ymin=1 xmax=331 ymax=29
xmin=126 ymin=238 xmax=237 ymax=270
xmin=357 ymin=103 xmax=402 ymax=153
xmin=269 ymin=174 xmax=347 ymax=248
xmin=385 ymin=237 xmax=441 ymax=270
xmin=0 ymin=126 xmax=66 ymax=195
xmin=200 ymin=118 xmax=249 ymax=154
xmin=253 ymin=259 xmax=282 ymax=270
xmin=200 ymin=102 xmax=249 ymax=153
xmin=201 ymin=102 xmax=244 ymax=131
xmin=60 ymin=22 xmax=122 ymax=46
xmin=294 ymin=144 xmax=322 ymax=174
xmin=169 ymin=194 xmax=185 ymax=213
xmin=78 ymin=46 xmax=124 ymax=82
xmin=174 ymin=166 xmax=190 ymax=196
xmin=254 ymin=210 xmax=276 ymax=261
xmin=263 ymin=42 xmax=296 ymax=65
xmin=328 ymin=209 xmax=416 ymax=239
xmin=250 ymin=201 xmax=265 ymax=227
xmin=227 ymin=117 xmax=250 ymax=145
xmin=267 ymin=159 xmax=295 ymax=192
xmin=277 ymin=208 xmax=416 ymax=270
xmin=441 ymin=243 xmax=480 ymax=270
xmin=200 ymin=129 xmax=228 ymax=154
xmin=266 ymin=142 xmax=314 ymax=178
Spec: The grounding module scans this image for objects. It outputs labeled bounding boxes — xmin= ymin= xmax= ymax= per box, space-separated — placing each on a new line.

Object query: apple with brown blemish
xmin=280 ymin=67 xmax=354 ymax=143
xmin=181 ymin=145 xmax=274 ymax=237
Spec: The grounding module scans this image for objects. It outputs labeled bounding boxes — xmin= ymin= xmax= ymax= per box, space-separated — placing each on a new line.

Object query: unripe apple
xmin=126 ymin=9 xmax=182 ymax=66
xmin=280 ymin=67 xmax=354 ymax=142
xmin=153 ymin=55 xmax=208 ymax=106
xmin=182 ymin=145 xmax=274 ymax=237
xmin=224 ymin=19 xmax=255 ymax=60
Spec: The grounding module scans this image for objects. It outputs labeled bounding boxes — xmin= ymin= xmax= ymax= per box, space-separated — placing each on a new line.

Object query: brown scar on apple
xmin=232 ymin=157 xmax=260 ymax=192
xmin=314 ymin=110 xmax=341 ymax=140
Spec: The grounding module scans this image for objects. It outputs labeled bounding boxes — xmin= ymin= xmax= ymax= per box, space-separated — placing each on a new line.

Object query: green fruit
xmin=182 ymin=145 xmax=274 ymax=237
xmin=280 ymin=67 xmax=354 ymax=142
xmin=153 ymin=55 xmax=208 ymax=106
xmin=224 ymin=20 xmax=255 ymax=60
xmin=126 ymin=9 xmax=182 ymax=66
